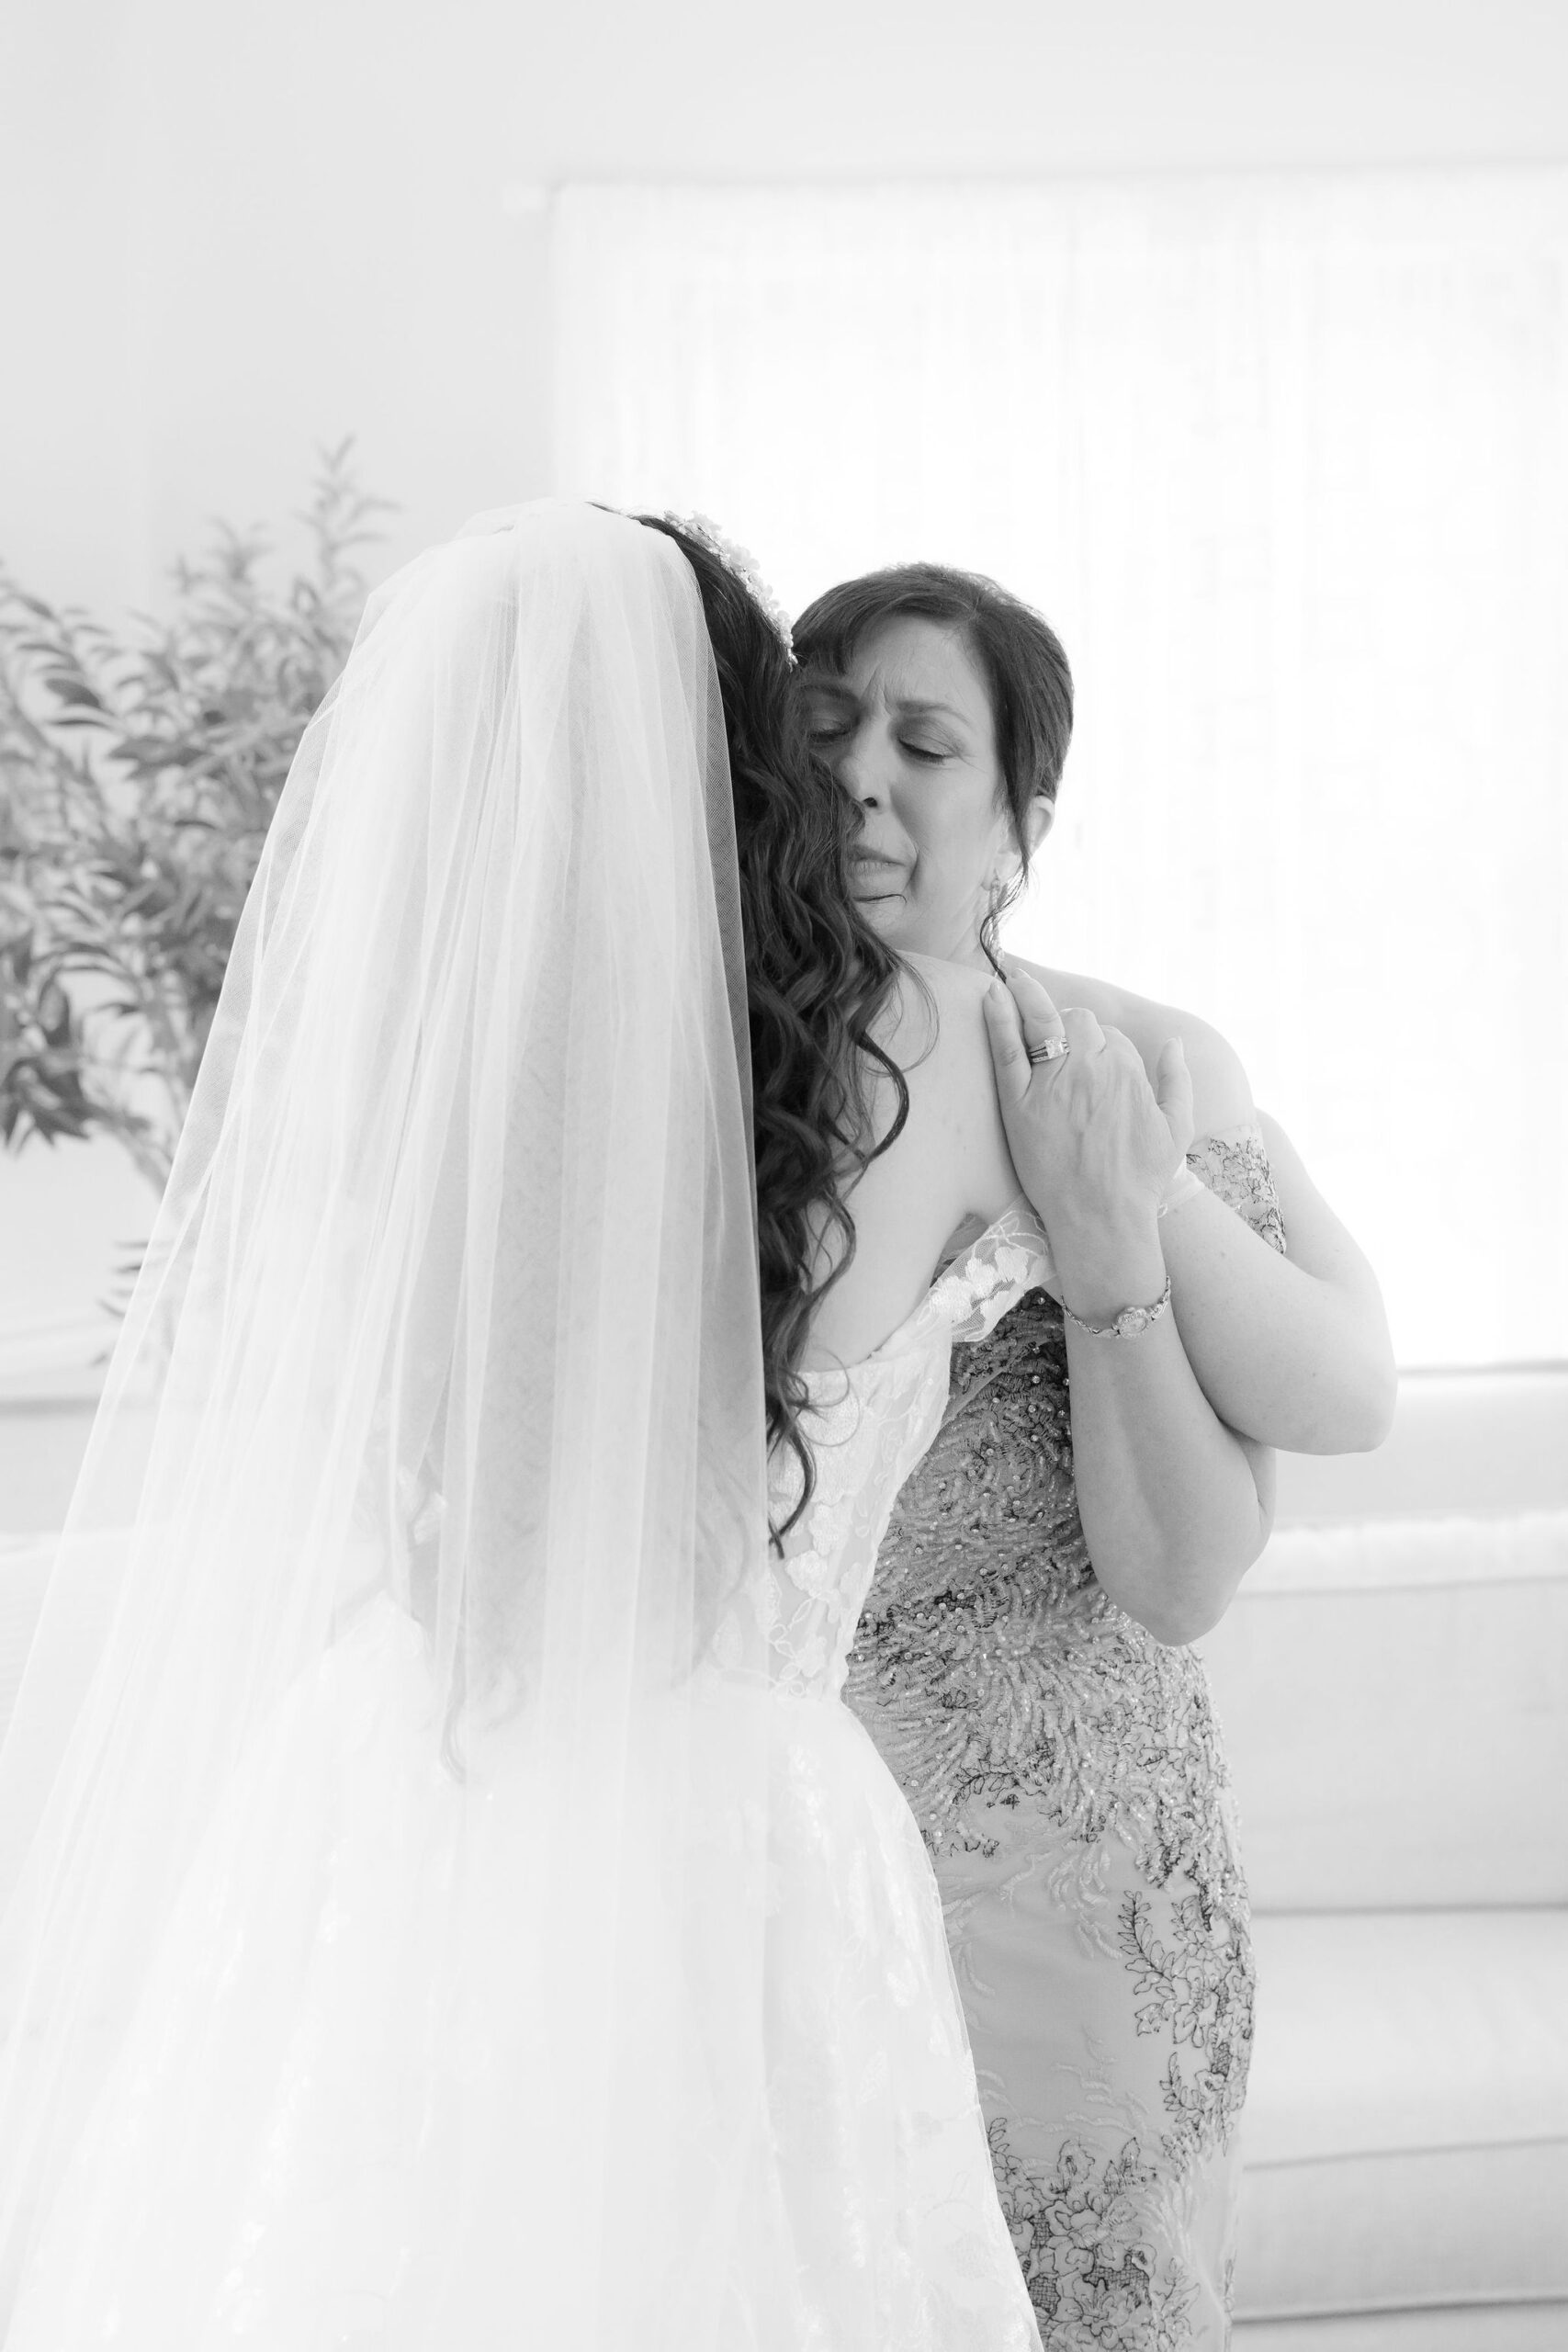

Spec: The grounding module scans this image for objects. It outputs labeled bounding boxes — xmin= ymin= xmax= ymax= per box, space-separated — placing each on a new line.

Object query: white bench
xmin=1204 ymin=1371 xmax=1568 ymax=2346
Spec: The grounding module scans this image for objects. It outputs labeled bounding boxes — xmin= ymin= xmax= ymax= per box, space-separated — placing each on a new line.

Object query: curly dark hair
xmin=637 ymin=515 xmax=909 ymax=1539
xmin=794 ymin=563 xmax=1074 ymax=971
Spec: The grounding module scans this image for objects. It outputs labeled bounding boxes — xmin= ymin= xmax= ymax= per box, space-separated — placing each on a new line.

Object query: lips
xmin=851 ymin=854 xmax=905 ymax=896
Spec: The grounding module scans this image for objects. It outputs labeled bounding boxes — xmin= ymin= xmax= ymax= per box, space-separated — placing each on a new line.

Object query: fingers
xmin=1000 ymin=963 xmax=1109 ymax=1062
xmin=981 ymin=975 xmax=1032 ymax=1108
xmin=1001 ymin=964 xmax=1068 ymax=1058
xmin=1060 ymin=1004 xmax=1106 ymax=1055
xmin=1154 ymin=1035 xmax=1190 ymax=1114
xmin=1154 ymin=1035 xmax=1195 ymax=1157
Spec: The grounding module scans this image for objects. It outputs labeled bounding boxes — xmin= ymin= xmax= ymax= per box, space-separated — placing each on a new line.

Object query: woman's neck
xmin=893 ymin=916 xmax=993 ymax=972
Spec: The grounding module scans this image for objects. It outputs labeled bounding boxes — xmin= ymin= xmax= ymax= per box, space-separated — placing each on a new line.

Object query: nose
xmin=835 ymin=734 xmax=884 ymax=811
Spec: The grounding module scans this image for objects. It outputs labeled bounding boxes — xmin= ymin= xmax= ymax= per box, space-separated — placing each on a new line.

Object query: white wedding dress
xmin=6 ymin=1206 xmax=1053 ymax=2352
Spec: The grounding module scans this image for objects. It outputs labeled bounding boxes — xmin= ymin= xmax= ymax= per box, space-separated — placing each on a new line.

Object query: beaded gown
xmin=844 ymin=1125 xmax=1287 ymax=2351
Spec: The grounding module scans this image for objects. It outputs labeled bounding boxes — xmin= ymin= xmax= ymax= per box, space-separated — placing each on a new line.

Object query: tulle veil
xmin=0 ymin=502 xmax=799 ymax=2344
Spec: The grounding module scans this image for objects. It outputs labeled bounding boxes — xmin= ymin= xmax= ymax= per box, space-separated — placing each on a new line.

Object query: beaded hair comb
xmin=661 ymin=510 xmax=794 ymax=660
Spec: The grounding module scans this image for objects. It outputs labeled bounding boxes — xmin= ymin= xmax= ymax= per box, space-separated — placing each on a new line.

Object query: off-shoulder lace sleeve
xmin=940 ymin=1203 xmax=1056 ymax=1346
xmin=1185 ymin=1119 xmax=1287 ymax=1255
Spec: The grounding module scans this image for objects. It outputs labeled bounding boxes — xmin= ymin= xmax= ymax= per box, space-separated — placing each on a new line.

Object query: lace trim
xmin=750 ymin=1208 xmax=1056 ymax=1699
xmin=934 ymin=1202 xmax=1055 ymax=1345
xmin=1184 ymin=1121 xmax=1287 ymax=1255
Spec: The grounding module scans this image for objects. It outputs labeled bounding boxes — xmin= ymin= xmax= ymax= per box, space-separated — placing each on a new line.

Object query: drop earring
xmin=979 ymin=872 xmax=1009 ymax=976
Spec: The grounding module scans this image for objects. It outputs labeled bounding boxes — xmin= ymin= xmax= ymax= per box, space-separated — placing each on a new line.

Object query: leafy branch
xmin=0 ymin=442 xmax=394 ymax=1192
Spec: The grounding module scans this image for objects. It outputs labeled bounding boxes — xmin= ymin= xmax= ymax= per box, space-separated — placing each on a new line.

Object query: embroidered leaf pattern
xmin=845 ymin=1126 xmax=1286 ymax=2347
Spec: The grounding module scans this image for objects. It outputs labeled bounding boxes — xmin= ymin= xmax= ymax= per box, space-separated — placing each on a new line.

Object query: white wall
xmin=5 ymin=0 xmax=1568 ymax=1387
xmin=4 ymin=0 xmax=1568 ymax=618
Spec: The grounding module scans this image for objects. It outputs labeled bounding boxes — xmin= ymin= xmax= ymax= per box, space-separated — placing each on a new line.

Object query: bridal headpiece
xmin=663 ymin=511 xmax=794 ymax=660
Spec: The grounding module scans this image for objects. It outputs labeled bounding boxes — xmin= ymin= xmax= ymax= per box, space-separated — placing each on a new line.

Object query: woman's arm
xmin=1051 ymin=1195 xmax=1277 ymax=1644
xmin=1021 ymin=968 xmax=1397 ymax=1456
xmin=1161 ymin=1103 xmax=1397 ymax=1454
xmin=984 ymin=976 xmax=1273 ymax=1645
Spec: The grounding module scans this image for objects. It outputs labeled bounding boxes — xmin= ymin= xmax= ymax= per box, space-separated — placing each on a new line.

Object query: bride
xmin=0 ymin=503 xmax=1265 ymax=2348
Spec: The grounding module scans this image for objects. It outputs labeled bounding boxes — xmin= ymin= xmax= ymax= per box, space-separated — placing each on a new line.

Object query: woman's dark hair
xmin=793 ymin=564 xmax=1074 ymax=970
xmin=637 ymin=516 xmax=910 ymax=1539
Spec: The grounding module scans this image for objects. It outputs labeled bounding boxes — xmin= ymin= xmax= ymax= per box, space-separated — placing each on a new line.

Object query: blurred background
xmin=4 ymin=0 xmax=1568 ymax=1380
xmin=2 ymin=2 xmax=1565 ymax=2343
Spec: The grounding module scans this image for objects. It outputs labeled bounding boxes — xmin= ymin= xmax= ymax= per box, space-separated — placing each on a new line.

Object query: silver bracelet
xmin=1061 ymin=1272 xmax=1173 ymax=1340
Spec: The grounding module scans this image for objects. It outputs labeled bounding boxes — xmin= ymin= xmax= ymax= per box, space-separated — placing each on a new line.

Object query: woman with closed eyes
xmin=795 ymin=561 xmax=1394 ymax=2349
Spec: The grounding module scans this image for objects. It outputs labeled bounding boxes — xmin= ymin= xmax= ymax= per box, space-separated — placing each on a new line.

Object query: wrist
xmin=1052 ymin=1216 xmax=1167 ymax=1327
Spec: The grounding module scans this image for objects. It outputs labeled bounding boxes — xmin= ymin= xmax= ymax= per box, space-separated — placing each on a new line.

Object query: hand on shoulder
xmin=1012 ymin=959 xmax=1255 ymax=1137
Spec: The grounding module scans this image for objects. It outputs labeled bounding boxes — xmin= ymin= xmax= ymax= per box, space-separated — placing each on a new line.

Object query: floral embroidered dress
xmin=843 ymin=1125 xmax=1288 ymax=2351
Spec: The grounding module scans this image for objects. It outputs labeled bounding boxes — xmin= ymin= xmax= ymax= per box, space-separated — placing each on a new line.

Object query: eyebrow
xmin=798 ymin=675 xmax=969 ymax=728
xmin=889 ymin=698 xmax=967 ymax=724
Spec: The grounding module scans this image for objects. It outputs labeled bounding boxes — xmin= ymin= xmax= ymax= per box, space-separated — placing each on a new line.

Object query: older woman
xmin=795 ymin=564 xmax=1394 ymax=2349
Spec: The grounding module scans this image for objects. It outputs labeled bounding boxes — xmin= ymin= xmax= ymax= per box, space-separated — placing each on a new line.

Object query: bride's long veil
xmin=0 ymin=503 xmax=788 ymax=2344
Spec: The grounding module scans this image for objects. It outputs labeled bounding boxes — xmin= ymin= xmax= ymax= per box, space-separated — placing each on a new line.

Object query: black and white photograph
xmin=0 ymin=4 xmax=1564 ymax=2346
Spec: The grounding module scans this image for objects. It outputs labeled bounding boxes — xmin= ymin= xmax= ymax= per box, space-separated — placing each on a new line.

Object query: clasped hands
xmin=981 ymin=963 xmax=1193 ymax=1309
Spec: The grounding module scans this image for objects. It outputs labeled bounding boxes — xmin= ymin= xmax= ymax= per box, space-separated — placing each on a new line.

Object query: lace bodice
xmin=757 ymin=1203 xmax=1056 ymax=1701
xmin=831 ymin=1125 xmax=1287 ymax=2345
xmin=843 ymin=1124 xmax=1288 ymax=1861
xmin=742 ymin=1123 xmax=1285 ymax=1717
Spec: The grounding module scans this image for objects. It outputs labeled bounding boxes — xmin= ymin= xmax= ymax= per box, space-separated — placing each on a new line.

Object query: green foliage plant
xmin=0 ymin=443 xmax=392 ymax=1193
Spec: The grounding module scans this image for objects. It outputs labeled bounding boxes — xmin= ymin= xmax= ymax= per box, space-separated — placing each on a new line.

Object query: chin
xmin=852 ymin=899 xmax=910 ymax=946
xmin=856 ymin=899 xmax=929 ymax=956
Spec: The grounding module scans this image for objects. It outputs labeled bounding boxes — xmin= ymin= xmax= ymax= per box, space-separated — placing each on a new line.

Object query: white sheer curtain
xmin=550 ymin=173 xmax=1568 ymax=1369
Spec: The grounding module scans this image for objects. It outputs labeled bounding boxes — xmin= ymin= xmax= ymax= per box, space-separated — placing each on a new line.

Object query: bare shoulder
xmin=1015 ymin=957 xmax=1255 ymax=1133
xmin=805 ymin=955 xmax=1016 ymax=1369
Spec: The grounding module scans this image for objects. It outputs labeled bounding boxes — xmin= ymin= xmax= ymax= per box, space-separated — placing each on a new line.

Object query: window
xmin=552 ymin=175 xmax=1568 ymax=1366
